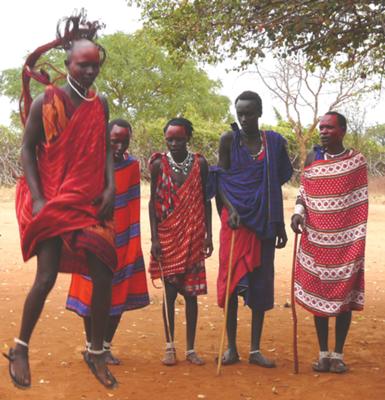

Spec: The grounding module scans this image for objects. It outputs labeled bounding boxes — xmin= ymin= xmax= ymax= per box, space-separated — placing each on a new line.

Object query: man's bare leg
xmin=9 ymin=237 xmax=61 ymax=388
xmin=249 ymin=310 xmax=275 ymax=367
xmin=314 ymin=315 xmax=329 ymax=351
xmin=83 ymin=316 xmax=92 ymax=343
xmin=251 ymin=310 xmax=264 ymax=351
xmin=335 ymin=311 xmax=351 ymax=353
xmin=312 ymin=315 xmax=331 ymax=371
xmin=104 ymin=315 xmax=122 ymax=365
xmin=329 ymin=311 xmax=352 ymax=373
xmin=185 ymin=295 xmax=204 ymax=365
xmin=86 ymin=251 xmax=116 ymax=387
xmin=83 ymin=310 xmax=122 ymax=365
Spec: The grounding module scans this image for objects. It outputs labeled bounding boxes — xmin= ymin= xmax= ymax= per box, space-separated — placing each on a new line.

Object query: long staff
xmin=291 ymin=233 xmax=299 ymax=374
xmin=216 ymin=230 xmax=236 ymax=376
xmin=158 ymin=260 xmax=174 ymax=349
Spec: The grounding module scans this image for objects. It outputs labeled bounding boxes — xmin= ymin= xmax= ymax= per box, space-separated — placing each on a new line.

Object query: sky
xmin=1 ymin=0 xmax=384 ymax=129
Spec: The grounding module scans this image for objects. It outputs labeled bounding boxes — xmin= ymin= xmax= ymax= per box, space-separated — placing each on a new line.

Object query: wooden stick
xmin=291 ymin=233 xmax=299 ymax=374
xmin=158 ymin=261 xmax=174 ymax=349
xmin=216 ymin=230 xmax=236 ymax=376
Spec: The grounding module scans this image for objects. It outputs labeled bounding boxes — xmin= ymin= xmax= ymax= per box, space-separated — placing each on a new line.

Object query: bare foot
xmin=104 ymin=350 xmax=121 ymax=366
xmin=4 ymin=345 xmax=31 ymax=389
xmin=84 ymin=352 xmax=117 ymax=388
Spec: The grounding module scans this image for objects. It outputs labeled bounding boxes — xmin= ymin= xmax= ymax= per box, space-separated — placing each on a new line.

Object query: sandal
xmin=103 ymin=342 xmax=121 ymax=365
xmin=330 ymin=357 xmax=348 ymax=373
xmin=162 ymin=348 xmax=177 ymax=366
xmin=215 ymin=349 xmax=240 ymax=366
xmin=83 ymin=350 xmax=118 ymax=388
xmin=249 ymin=351 xmax=276 ymax=368
xmin=3 ymin=338 xmax=31 ymax=389
xmin=312 ymin=357 xmax=330 ymax=372
xmin=104 ymin=350 xmax=121 ymax=366
xmin=186 ymin=351 xmax=205 ymax=366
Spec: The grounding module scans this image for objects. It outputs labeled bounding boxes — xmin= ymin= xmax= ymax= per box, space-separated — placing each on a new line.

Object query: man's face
xmin=110 ymin=125 xmax=130 ymax=162
xmin=235 ymin=99 xmax=260 ymax=134
xmin=319 ymin=114 xmax=345 ymax=148
xmin=164 ymin=124 xmax=189 ymax=158
xmin=66 ymin=40 xmax=101 ymax=89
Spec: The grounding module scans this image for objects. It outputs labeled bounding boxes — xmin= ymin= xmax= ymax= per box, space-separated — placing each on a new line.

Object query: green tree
xmin=97 ymin=30 xmax=230 ymax=123
xmin=365 ymin=123 xmax=385 ymax=147
xmin=130 ymin=0 xmax=385 ymax=76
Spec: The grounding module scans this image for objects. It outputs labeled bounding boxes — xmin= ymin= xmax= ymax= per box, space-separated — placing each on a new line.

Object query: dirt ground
xmin=0 ymin=183 xmax=384 ymax=400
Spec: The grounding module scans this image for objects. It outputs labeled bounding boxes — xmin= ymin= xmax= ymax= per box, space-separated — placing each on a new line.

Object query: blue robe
xmin=210 ymin=123 xmax=293 ymax=310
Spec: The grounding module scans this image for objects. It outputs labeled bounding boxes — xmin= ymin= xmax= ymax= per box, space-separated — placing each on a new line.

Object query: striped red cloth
xmin=148 ymin=153 xmax=206 ymax=280
xmin=295 ymin=151 xmax=368 ymax=316
xmin=66 ymin=156 xmax=150 ymax=316
xmin=16 ymin=85 xmax=116 ymax=274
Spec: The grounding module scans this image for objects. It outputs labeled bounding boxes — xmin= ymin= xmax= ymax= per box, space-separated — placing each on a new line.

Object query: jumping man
xmin=6 ymin=12 xmax=117 ymax=388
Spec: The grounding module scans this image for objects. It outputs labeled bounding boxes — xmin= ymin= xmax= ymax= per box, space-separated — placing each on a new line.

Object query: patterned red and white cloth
xmin=294 ymin=151 xmax=368 ymax=316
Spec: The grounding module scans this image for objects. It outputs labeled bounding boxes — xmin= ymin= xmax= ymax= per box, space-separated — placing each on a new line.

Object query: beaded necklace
xmin=166 ymin=151 xmax=193 ymax=175
xmin=324 ymin=148 xmax=347 ymax=160
xmin=67 ymin=74 xmax=98 ymax=102
xmin=249 ymin=142 xmax=265 ymax=160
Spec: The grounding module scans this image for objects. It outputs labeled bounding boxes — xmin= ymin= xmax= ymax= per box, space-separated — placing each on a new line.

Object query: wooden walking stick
xmin=158 ymin=260 xmax=174 ymax=349
xmin=216 ymin=230 xmax=236 ymax=376
xmin=291 ymin=232 xmax=299 ymax=374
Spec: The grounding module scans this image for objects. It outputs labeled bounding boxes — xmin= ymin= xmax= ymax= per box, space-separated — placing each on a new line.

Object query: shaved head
xmin=66 ymin=39 xmax=99 ymax=62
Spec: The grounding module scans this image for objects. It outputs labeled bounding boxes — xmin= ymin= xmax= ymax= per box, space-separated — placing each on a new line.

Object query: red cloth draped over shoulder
xmin=16 ymin=85 xmax=116 ymax=274
xmin=217 ymin=207 xmax=261 ymax=308
xmin=148 ymin=153 xmax=206 ymax=279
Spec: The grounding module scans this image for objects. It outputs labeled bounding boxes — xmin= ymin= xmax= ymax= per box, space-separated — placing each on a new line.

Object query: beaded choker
xmin=249 ymin=142 xmax=265 ymax=160
xmin=324 ymin=148 xmax=347 ymax=160
xmin=167 ymin=151 xmax=193 ymax=175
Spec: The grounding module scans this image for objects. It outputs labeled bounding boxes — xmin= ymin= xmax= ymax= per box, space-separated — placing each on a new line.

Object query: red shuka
xmin=16 ymin=85 xmax=116 ymax=274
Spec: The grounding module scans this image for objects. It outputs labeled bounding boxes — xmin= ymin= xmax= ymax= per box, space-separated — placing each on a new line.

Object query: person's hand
xmin=275 ymin=224 xmax=288 ymax=249
xmin=93 ymin=186 xmax=115 ymax=220
xmin=32 ymin=197 xmax=46 ymax=217
xmin=204 ymin=237 xmax=213 ymax=258
xmin=151 ymin=239 xmax=162 ymax=261
xmin=290 ymin=214 xmax=304 ymax=234
xmin=227 ymin=209 xmax=240 ymax=229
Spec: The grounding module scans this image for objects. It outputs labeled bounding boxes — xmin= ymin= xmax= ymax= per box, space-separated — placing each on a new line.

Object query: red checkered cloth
xmin=148 ymin=153 xmax=206 ymax=281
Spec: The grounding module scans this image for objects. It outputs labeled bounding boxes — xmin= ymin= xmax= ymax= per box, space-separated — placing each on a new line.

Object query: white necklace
xmin=66 ymin=74 xmax=98 ymax=102
xmin=324 ymin=148 xmax=347 ymax=159
xmin=249 ymin=142 xmax=264 ymax=160
xmin=167 ymin=151 xmax=193 ymax=175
